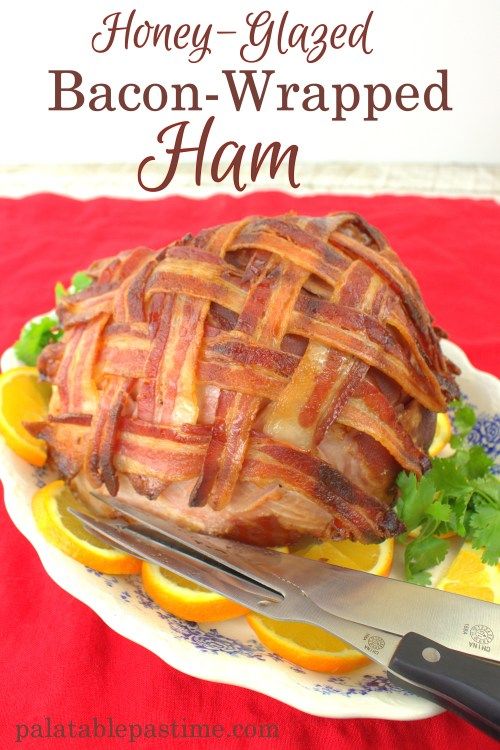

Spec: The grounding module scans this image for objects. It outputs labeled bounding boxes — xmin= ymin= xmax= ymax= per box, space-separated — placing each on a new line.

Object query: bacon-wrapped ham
xmin=28 ymin=213 xmax=459 ymax=547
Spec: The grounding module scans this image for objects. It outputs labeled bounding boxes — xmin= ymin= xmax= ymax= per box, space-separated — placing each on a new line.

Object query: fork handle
xmin=388 ymin=632 xmax=500 ymax=739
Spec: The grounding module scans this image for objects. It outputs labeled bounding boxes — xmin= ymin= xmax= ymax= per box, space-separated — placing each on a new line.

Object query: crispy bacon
xmin=190 ymin=258 xmax=308 ymax=510
xmin=337 ymin=380 xmax=429 ymax=476
xmin=26 ymin=415 xmax=90 ymax=478
xmin=57 ymin=284 xmax=117 ymax=328
xmin=231 ymin=217 xmax=350 ymax=286
xmin=150 ymin=294 xmax=210 ymax=425
xmin=85 ymin=377 xmax=132 ymax=495
xmin=329 ymin=226 xmax=445 ymax=374
xmin=205 ymin=333 xmax=298 ymax=377
xmin=55 ymin=314 xmax=109 ymax=412
xmin=32 ymin=212 xmax=458 ymax=546
xmin=146 ymin=253 xmax=246 ymax=313
xmin=98 ymin=325 xmax=150 ymax=379
xmin=243 ymin=435 xmax=404 ymax=542
xmin=197 ymin=361 xmax=286 ymax=401
xmin=263 ymin=262 xmax=387 ymax=450
xmin=289 ymin=304 xmax=446 ymax=411
xmin=37 ymin=341 xmax=64 ymax=381
xmin=112 ymin=256 xmax=156 ymax=324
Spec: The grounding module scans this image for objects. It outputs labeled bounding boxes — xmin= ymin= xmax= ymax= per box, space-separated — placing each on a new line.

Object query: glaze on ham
xmin=29 ymin=213 xmax=459 ymax=546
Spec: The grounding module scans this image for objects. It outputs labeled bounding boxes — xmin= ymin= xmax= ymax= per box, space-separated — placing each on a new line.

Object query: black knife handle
xmin=388 ymin=632 xmax=500 ymax=739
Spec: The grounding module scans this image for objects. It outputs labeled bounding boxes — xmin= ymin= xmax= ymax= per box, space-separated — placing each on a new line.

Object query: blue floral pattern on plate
xmin=2 ymin=339 xmax=495 ymax=712
xmin=469 ymin=414 xmax=500 ymax=472
xmin=77 ymin=403 xmax=498 ymax=699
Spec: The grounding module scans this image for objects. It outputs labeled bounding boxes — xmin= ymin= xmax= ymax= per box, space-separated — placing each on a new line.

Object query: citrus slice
xmin=142 ymin=562 xmax=249 ymax=622
xmin=428 ymin=412 xmax=452 ymax=457
xmin=0 ymin=366 xmax=51 ymax=466
xmin=246 ymin=538 xmax=394 ymax=673
xmin=292 ymin=537 xmax=394 ymax=576
xmin=437 ymin=542 xmax=500 ymax=604
xmin=32 ymin=480 xmax=142 ymax=574
xmin=246 ymin=614 xmax=371 ymax=673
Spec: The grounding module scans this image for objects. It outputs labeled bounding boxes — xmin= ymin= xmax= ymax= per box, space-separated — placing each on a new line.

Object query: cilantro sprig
xmin=55 ymin=271 xmax=93 ymax=300
xmin=13 ymin=316 xmax=63 ymax=366
xmin=13 ymin=271 xmax=93 ymax=366
xmin=396 ymin=400 xmax=499 ymax=585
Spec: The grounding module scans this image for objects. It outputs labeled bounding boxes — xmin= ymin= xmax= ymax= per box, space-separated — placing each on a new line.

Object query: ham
xmin=28 ymin=212 xmax=459 ymax=546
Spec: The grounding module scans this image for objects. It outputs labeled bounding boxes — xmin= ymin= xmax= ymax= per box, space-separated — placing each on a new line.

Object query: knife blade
xmin=70 ymin=506 xmax=500 ymax=739
xmin=91 ymin=492 xmax=500 ymax=663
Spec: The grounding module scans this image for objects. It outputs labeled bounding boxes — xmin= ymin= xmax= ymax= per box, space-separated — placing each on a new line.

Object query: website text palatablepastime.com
xmin=15 ymin=716 xmax=280 ymax=743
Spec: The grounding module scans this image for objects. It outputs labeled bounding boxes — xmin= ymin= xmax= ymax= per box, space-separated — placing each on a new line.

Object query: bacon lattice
xmin=30 ymin=213 xmax=459 ymax=546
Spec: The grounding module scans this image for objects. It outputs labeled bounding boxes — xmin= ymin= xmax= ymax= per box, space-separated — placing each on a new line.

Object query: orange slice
xmin=428 ymin=412 xmax=452 ymax=458
xmin=247 ymin=538 xmax=394 ymax=673
xmin=32 ymin=480 xmax=142 ymax=574
xmin=437 ymin=542 xmax=500 ymax=604
xmin=142 ymin=562 xmax=249 ymax=622
xmin=246 ymin=614 xmax=371 ymax=673
xmin=0 ymin=366 xmax=51 ymax=466
xmin=292 ymin=537 xmax=394 ymax=576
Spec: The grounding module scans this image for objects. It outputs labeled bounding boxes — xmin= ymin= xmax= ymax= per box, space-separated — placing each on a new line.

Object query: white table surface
xmin=1 ymin=163 xmax=498 ymax=200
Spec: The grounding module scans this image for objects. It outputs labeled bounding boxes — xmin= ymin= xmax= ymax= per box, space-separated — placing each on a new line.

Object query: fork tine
xmin=69 ymin=509 xmax=405 ymax=670
xmin=69 ymin=508 xmax=284 ymax=610
xmin=90 ymin=492 xmax=296 ymax=594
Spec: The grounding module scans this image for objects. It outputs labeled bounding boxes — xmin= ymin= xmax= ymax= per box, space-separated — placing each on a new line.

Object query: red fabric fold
xmin=0 ymin=192 xmax=498 ymax=750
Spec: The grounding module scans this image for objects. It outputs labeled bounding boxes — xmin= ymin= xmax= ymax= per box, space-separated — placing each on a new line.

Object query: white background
xmin=1 ymin=0 xmax=499 ymax=165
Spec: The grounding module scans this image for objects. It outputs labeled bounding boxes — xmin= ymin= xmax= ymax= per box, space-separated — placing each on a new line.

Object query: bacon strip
xmin=98 ymin=326 xmax=150 ymax=379
xmin=329 ymin=227 xmax=443 ymax=371
xmin=198 ymin=361 xmax=286 ymax=401
xmin=386 ymin=297 xmax=459 ymax=401
xmin=263 ymin=345 xmax=369 ymax=450
xmin=138 ymin=249 xmax=228 ymax=423
xmin=114 ymin=419 xmax=209 ymax=482
xmin=94 ymin=280 xmax=444 ymax=411
xmin=25 ymin=417 xmax=89 ymax=479
xmin=36 ymin=213 xmax=457 ymax=547
xmin=89 ymin=247 xmax=154 ymax=286
xmin=197 ymin=331 xmax=298 ymax=399
xmin=154 ymin=294 xmax=210 ymax=424
xmin=55 ymin=314 xmax=109 ymax=413
xmin=115 ymin=247 xmax=155 ymax=282
xmin=264 ymin=262 xmax=388 ymax=449
xmin=135 ymin=293 xmax=174 ymax=421
xmin=135 ymin=230 xmax=247 ymax=426
xmin=306 ymin=211 xmax=453 ymax=384
xmin=314 ymin=361 xmax=368 ymax=444
xmin=190 ymin=258 xmax=308 ymax=510
xmin=289 ymin=307 xmax=446 ymax=411
xmin=205 ymin=333 xmax=298 ymax=377
xmin=146 ymin=252 xmax=246 ymax=313
xmin=337 ymin=380 xmax=429 ymax=475
xmin=112 ymin=257 xmax=156 ymax=324
xmin=102 ymin=240 xmax=446 ymax=412
xmin=231 ymin=217 xmax=350 ymax=286
xmin=57 ymin=285 xmax=116 ymax=327
xmin=30 ymin=413 xmax=402 ymax=543
xmin=85 ymin=377 xmax=133 ymax=495
xmin=28 ymin=414 xmax=211 ymax=483
xmin=242 ymin=435 xmax=404 ymax=543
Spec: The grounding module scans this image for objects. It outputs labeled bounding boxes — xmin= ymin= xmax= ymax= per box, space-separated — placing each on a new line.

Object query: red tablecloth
xmin=0 ymin=193 xmax=498 ymax=750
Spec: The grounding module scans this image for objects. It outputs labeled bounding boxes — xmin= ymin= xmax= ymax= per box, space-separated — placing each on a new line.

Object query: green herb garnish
xmin=55 ymin=271 xmax=93 ymax=300
xmin=396 ymin=400 xmax=499 ymax=585
xmin=14 ymin=269 xmax=93 ymax=365
xmin=13 ymin=316 xmax=62 ymax=366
